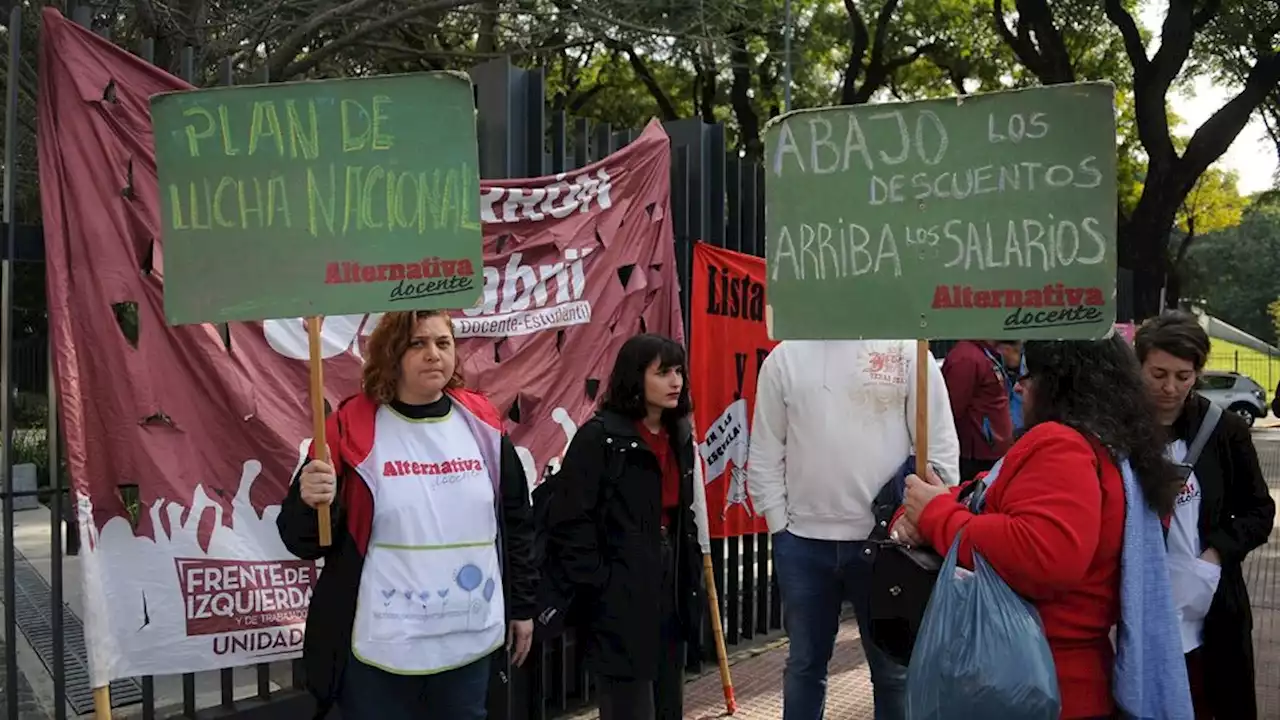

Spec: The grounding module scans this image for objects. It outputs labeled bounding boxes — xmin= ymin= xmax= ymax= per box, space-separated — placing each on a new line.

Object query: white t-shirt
xmin=350 ymin=406 xmax=505 ymax=674
xmin=747 ymin=340 xmax=962 ymax=540
xmin=1165 ymin=439 xmax=1222 ymax=653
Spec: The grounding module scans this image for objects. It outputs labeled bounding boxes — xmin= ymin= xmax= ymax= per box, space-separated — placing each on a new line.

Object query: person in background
xmin=898 ymin=337 xmax=1192 ymax=720
xmin=1135 ymin=312 xmax=1275 ymax=719
xmin=542 ymin=333 xmax=704 ymax=720
xmin=276 ymin=310 xmax=537 ymax=720
xmin=749 ymin=340 xmax=959 ymax=720
xmin=995 ymin=340 xmax=1027 ymax=433
xmin=942 ymin=340 xmax=1015 ymax=481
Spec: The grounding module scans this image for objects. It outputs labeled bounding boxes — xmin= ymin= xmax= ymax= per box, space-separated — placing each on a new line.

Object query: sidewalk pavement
xmin=578 ymin=428 xmax=1280 ymax=720
xmin=681 ymin=622 xmax=873 ymax=720
xmin=566 ymin=620 xmax=874 ymax=720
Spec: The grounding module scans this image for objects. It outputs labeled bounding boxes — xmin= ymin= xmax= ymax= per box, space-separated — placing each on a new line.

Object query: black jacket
xmin=544 ymin=410 xmax=704 ymax=680
xmin=1173 ymin=394 xmax=1276 ymax=720
xmin=275 ymin=393 xmax=538 ymax=715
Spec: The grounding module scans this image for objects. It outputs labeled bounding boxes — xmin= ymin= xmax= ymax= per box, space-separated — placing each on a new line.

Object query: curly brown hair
xmin=361 ymin=310 xmax=465 ymax=404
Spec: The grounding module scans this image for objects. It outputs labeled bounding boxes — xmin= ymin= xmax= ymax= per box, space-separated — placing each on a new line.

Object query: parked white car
xmin=1197 ymin=370 xmax=1268 ymax=427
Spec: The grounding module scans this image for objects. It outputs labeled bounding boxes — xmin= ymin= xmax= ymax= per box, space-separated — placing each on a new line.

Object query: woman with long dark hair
xmin=542 ymin=333 xmax=704 ymax=720
xmin=276 ymin=310 xmax=537 ymax=719
xmin=895 ymin=337 xmax=1193 ymax=719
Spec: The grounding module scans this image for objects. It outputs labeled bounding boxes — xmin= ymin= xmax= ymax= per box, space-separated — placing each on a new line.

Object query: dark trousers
xmin=338 ymin=651 xmax=491 ymax=719
xmin=596 ymin=637 xmax=685 ymax=720
xmin=597 ymin=532 xmax=685 ymax=720
xmin=1186 ymin=647 xmax=1214 ymax=719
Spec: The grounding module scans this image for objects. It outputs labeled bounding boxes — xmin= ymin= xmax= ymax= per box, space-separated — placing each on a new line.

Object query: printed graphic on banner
xmin=176 ymin=558 xmax=315 ymax=637
xmin=691 ymin=243 xmax=775 ymax=538
xmin=151 ymin=71 xmax=483 ymax=324
xmin=37 ymin=9 xmax=682 ymax=685
xmin=764 ymin=83 xmax=1118 ymax=340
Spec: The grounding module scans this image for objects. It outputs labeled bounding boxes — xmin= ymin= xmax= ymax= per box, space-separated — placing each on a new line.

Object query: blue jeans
xmin=772 ymin=530 xmax=907 ymax=720
xmin=339 ymin=651 xmax=491 ymax=719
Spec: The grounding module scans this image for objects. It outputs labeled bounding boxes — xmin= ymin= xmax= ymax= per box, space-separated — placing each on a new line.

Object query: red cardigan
xmin=915 ymin=422 xmax=1124 ymax=720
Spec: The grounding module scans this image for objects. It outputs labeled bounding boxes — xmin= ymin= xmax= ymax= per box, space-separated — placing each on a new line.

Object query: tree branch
xmin=270 ymin=0 xmax=484 ymax=80
xmin=1147 ymin=0 xmax=1203 ymax=91
xmin=1124 ymin=0 xmax=1204 ymax=170
xmin=1179 ymin=51 xmax=1280 ymax=193
xmin=866 ymin=0 xmax=902 ymax=76
xmin=1101 ymin=0 xmax=1148 ymax=71
xmin=841 ymin=0 xmax=872 ymax=104
xmin=606 ymin=40 xmax=680 ymax=120
xmin=729 ymin=26 xmax=763 ymax=158
xmin=1190 ymin=0 xmax=1223 ymax=32
xmin=993 ymin=0 xmax=1043 ymax=78
xmin=568 ymin=83 xmax=608 ymax=114
xmin=886 ymin=43 xmax=937 ymax=73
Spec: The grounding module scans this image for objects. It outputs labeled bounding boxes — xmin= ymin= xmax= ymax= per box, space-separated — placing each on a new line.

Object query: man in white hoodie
xmin=748 ymin=340 xmax=959 ymax=720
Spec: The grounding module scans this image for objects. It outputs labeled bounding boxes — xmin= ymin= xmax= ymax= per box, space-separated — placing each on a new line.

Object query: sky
xmin=1139 ymin=2 xmax=1277 ymax=194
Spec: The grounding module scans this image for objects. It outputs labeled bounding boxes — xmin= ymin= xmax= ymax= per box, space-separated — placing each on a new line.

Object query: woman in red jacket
xmin=895 ymin=337 xmax=1183 ymax=719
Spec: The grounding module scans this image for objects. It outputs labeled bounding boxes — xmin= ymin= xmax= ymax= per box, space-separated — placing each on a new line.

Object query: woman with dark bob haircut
xmin=896 ymin=336 xmax=1193 ymax=719
xmin=542 ymin=333 xmax=705 ymax=720
xmin=277 ymin=310 xmax=537 ymax=720
xmin=1134 ymin=311 xmax=1274 ymax=719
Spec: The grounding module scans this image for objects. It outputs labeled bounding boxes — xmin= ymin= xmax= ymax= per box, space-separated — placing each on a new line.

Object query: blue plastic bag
xmin=905 ymin=531 xmax=1061 ymax=720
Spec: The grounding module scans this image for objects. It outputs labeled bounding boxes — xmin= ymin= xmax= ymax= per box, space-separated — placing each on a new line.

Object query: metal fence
xmin=1206 ymin=351 xmax=1280 ymax=402
xmin=0 ymin=5 xmax=787 ymax=719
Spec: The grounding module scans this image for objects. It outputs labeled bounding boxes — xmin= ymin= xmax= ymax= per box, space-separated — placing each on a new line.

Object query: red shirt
xmin=637 ymin=423 xmax=681 ymax=520
xmin=941 ymin=340 xmax=1013 ymax=461
xmin=916 ymin=422 xmax=1124 ymax=719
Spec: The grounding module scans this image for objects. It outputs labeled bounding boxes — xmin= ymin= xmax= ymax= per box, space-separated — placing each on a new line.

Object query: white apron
xmin=350 ymin=407 xmax=505 ymax=674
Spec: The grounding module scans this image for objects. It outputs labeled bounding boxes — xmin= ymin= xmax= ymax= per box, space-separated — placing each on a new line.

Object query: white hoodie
xmin=747 ymin=340 xmax=960 ymax=541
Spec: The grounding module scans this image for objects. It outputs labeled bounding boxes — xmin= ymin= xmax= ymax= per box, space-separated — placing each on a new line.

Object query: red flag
xmin=690 ymin=243 xmax=775 ymax=538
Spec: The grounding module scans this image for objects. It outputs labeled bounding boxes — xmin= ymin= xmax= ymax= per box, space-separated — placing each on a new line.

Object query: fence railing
xmin=1206 ymin=351 xmax=1280 ymax=403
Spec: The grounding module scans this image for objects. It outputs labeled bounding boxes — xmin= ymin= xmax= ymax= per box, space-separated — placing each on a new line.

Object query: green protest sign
xmin=763 ymin=82 xmax=1117 ymax=340
xmin=152 ymin=72 xmax=482 ymax=325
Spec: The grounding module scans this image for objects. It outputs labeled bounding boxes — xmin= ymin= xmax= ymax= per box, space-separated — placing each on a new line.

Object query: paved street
xmin=0 ymin=636 xmax=44 ymax=719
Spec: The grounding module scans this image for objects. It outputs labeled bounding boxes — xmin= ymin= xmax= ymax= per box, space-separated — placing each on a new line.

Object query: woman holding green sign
xmin=276 ymin=309 xmax=538 ymax=719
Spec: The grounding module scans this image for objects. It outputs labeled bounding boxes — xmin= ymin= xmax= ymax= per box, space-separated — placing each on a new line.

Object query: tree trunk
xmin=1119 ymin=184 xmax=1182 ymax=316
xmin=475 ymin=0 xmax=501 ymax=55
xmin=729 ymin=30 xmax=762 ymax=159
xmin=694 ymin=51 xmax=717 ymax=125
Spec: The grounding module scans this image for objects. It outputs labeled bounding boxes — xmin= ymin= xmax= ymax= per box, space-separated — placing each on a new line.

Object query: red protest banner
xmin=690 ymin=242 xmax=776 ymax=538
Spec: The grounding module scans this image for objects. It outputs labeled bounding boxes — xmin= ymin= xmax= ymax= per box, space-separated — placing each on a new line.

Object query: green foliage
xmin=3 ymin=0 xmax=1274 ymax=321
xmin=1181 ymin=206 xmax=1280 ymax=344
xmin=1268 ymin=296 xmax=1280 ymax=345
xmin=1177 ymin=168 xmax=1250 ymax=237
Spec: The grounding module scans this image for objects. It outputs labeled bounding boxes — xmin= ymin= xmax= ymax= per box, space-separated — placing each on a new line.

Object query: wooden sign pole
xmin=915 ymin=339 xmax=930 ymax=473
xmin=702 ymin=554 xmax=738 ymax=715
xmin=308 ymin=316 xmax=333 ymax=547
xmin=93 ymin=685 xmax=111 ymax=719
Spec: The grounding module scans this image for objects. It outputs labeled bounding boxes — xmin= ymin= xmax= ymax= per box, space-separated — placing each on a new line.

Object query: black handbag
xmin=867 ymin=540 xmax=943 ymax=666
xmin=866 ymin=460 xmax=984 ymax=666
